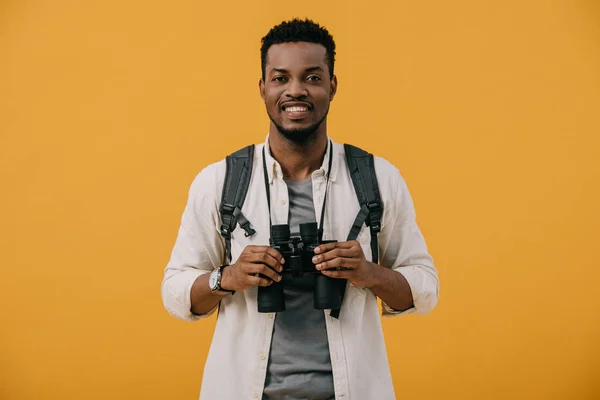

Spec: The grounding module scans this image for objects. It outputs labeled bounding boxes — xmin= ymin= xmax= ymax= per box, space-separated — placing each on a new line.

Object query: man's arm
xmin=375 ymin=167 xmax=439 ymax=315
xmin=162 ymin=162 xmax=287 ymax=320
xmin=190 ymin=273 xmax=229 ymax=316
xmin=313 ymin=164 xmax=438 ymax=315
xmin=313 ymin=241 xmax=415 ymax=312
xmin=189 ymin=246 xmax=285 ymax=315
xmin=365 ymin=262 xmax=414 ymax=312
xmin=161 ymin=164 xmax=226 ymax=321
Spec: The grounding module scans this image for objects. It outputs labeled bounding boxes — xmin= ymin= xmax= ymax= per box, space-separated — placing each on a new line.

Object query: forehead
xmin=265 ymin=42 xmax=328 ymax=72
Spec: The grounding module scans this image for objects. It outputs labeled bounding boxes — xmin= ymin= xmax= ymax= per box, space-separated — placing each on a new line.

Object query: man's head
xmin=259 ymin=19 xmax=338 ymax=145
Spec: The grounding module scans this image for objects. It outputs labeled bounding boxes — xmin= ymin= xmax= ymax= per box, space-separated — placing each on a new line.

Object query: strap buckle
xmin=240 ymin=221 xmax=256 ymax=237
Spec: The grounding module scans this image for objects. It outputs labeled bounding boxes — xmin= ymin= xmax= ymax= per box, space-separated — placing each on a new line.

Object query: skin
xmin=191 ymin=42 xmax=413 ymax=315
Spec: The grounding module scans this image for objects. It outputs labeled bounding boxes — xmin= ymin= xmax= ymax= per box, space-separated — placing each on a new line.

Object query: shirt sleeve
xmin=161 ymin=162 xmax=226 ymax=322
xmin=376 ymin=164 xmax=439 ymax=317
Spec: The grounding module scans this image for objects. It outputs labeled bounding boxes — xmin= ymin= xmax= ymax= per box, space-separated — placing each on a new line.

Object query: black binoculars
xmin=257 ymin=222 xmax=344 ymax=312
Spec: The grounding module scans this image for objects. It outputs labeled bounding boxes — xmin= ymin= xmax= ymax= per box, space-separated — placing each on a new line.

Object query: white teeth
xmin=285 ymin=106 xmax=308 ymax=112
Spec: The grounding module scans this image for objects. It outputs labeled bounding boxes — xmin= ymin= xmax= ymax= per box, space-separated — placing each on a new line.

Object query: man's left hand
xmin=312 ymin=240 xmax=376 ymax=288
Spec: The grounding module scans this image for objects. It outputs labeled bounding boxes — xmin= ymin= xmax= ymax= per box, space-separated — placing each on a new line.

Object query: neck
xmin=268 ymin=126 xmax=328 ymax=182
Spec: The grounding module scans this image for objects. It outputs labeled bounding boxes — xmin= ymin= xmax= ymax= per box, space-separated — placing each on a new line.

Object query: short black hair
xmin=260 ymin=18 xmax=336 ymax=80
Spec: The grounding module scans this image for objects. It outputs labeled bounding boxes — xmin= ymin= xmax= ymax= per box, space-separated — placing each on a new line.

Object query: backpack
xmin=218 ymin=143 xmax=383 ymax=319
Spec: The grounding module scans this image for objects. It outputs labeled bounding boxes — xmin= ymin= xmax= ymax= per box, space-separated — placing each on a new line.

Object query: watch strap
xmin=216 ymin=265 xmax=235 ymax=294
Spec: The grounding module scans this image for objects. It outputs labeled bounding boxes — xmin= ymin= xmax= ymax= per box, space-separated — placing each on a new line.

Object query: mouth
xmin=281 ymin=102 xmax=312 ymax=120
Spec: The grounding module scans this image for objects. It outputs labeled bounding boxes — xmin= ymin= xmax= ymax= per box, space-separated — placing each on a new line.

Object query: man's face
xmin=260 ymin=42 xmax=337 ymax=144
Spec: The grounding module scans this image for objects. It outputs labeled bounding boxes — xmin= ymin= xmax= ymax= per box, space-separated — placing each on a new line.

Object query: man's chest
xmin=227 ymin=177 xmax=373 ymax=264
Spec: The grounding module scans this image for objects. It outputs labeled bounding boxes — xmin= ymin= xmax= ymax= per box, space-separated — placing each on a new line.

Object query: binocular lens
xmin=270 ymin=224 xmax=291 ymax=243
xmin=314 ymin=275 xmax=342 ymax=310
xmin=299 ymin=222 xmax=318 ymax=243
xmin=257 ymin=281 xmax=286 ymax=313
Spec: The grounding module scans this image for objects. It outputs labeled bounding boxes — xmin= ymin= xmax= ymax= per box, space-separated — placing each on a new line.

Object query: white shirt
xmin=162 ymin=137 xmax=439 ymax=400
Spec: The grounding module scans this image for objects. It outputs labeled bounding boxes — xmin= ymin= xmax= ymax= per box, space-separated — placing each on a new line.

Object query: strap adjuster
xmin=367 ymin=200 xmax=381 ymax=211
xmin=370 ymin=222 xmax=381 ymax=234
xmin=221 ymin=203 xmax=235 ymax=213
xmin=220 ymin=225 xmax=231 ymax=238
xmin=366 ymin=201 xmax=382 ymax=233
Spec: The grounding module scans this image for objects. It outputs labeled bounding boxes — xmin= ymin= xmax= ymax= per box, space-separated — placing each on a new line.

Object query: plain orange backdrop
xmin=1 ymin=1 xmax=599 ymax=399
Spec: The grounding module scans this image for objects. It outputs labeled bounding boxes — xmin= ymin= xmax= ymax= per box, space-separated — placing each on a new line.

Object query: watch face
xmin=209 ymin=270 xmax=218 ymax=290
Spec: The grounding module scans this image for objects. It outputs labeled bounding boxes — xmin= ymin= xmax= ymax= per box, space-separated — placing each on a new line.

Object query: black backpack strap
xmin=344 ymin=144 xmax=382 ymax=259
xmin=219 ymin=145 xmax=256 ymax=263
xmin=330 ymin=144 xmax=383 ymax=319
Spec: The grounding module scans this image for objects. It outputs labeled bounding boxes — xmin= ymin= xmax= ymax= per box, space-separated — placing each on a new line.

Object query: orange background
xmin=1 ymin=1 xmax=599 ymax=399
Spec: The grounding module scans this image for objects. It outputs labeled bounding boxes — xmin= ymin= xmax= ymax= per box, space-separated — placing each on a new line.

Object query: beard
xmin=267 ymin=106 xmax=329 ymax=146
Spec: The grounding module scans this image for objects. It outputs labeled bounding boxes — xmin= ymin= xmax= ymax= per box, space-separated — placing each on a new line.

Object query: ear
xmin=259 ymin=78 xmax=266 ymax=102
xmin=329 ymin=75 xmax=338 ymax=101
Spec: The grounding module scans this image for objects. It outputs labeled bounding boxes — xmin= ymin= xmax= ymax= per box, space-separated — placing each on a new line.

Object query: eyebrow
xmin=270 ymin=66 xmax=325 ymax=74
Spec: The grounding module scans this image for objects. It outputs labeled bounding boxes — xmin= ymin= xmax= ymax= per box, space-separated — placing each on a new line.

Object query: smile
xmin=283 ymin=108 xmax=310 ymax=120
xmin=283 ymin=106 xmax=309 ymax=112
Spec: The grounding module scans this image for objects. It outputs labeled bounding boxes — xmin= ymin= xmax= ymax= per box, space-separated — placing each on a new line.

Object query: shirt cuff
xmin=381 ymin=265 xmax=438 ymax=317
xmin=382 ymin=301 xmax=416 ymax=317
xmin=162 ymin=269 xmax=217 ymax=322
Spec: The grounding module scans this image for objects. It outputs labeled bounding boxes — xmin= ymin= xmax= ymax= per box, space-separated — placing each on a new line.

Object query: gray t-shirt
xmin=262 ymin=178 xmax=335 ymax=400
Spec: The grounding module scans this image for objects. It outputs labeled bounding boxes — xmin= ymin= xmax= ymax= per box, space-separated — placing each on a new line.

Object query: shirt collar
xmin=262 ymin=133 xmax=338 ymax=184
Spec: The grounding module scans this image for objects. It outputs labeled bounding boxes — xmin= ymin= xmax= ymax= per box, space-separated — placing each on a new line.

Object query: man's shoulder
xmin=334 ymin=141 xmax=401 ymax=178
xmin=192 ymin=158 xmax=225 ymax=185
xmin=221 ymin=142 xmax=266 ymax=167
xmin=373 ymin=154 xmax=402 ymax=178
xmin=190 ymin=142 xmax=265 ymax=189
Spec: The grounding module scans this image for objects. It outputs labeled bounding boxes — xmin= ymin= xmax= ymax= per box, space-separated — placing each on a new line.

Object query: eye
xmin=307 ymin=75 xmax=321 ymax=82
xmin=272 ymin=76 xmax=287 ymax=83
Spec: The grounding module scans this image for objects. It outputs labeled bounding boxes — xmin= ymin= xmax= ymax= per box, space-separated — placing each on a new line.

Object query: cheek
xmin=313 ymin=88 xmax=331 ymax=103
xmin=269 ymin=101 xmax=280 ymax=112
xmin=265 ymin=92 xmax=281 ymax=108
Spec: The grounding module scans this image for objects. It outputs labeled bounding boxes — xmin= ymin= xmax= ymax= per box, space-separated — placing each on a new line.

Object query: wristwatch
xmin=209 ymin=266 xmax=234 ymax=294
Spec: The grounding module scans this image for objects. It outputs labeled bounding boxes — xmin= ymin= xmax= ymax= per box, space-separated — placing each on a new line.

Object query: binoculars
xmin=257 ymin=222 xmax=344 ymax=312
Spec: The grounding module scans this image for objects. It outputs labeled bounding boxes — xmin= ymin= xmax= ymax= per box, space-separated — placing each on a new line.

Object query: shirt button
xmin=260 ymin=352 xmax=266 ymax=360
xmin=267 ymin=313 xmax=273 ymax=319
xmin=253 ymin=392 xmax=259 ymax=398
xmin=280 ymin=199 xmax=286 ymax=205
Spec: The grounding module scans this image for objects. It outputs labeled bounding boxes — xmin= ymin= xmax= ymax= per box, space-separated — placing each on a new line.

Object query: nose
xmin=285 ymin=79 xmax=308 ymax=98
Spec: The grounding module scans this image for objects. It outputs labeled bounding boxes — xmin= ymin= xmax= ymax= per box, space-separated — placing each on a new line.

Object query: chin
xmin=283 ymin=123 xmax=312 ymax=131
xmin=269 ymin=113 xmax=325 ymax=144
xmin=279 ymin=128 xmax=319 ymax=144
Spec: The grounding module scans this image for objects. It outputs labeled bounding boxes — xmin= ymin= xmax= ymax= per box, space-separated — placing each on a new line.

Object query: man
xmin=162 ymin=18 xmax=439 ymax=400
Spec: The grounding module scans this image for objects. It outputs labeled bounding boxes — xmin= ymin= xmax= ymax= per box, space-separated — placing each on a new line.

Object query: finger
xmin=248 ymin=246 xmax=285 ymax=264
xmin=315 ymin=257 xmax=356 ymax=271
xmin=314 ymin=241 xmax=355 ymax=255
xmin=312 ymin=248 xmax=356 ymax=264
xmin=247 ymin=263 xmax=282 ymax=283
xmin=320 ymin=269 xmax=352 ymax=279
xmin=248 ymin=274 xmax=274 ymax=287
xmin=247 ymin=251 xmax=284 ymax=272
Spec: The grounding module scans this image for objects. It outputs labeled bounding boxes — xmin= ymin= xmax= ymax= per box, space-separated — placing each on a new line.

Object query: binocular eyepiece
xmin=257 ymin=222 xmax=343 ymax=313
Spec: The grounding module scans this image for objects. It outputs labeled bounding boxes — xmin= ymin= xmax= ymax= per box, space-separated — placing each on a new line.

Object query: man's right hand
xmin=220 ymin=246 xmax=285 ymax=291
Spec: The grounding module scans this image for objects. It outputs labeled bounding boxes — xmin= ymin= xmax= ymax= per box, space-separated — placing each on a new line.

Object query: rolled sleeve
xmin=376 ymin=162 xmax=440 ymax=317
xmin=161 ymin=162 xmax=225 ymax=322
xmin=382 ymin=265 xmax=439 ymax=317
xmin=162 ymin=270 xmax=216 ymax=321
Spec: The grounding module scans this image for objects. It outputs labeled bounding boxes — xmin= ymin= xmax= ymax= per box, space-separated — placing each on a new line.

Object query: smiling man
xmin=162 ymin=19 xmax=439 ymax=400
xmin=262 ymin=41 xmax=333 ymax=145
